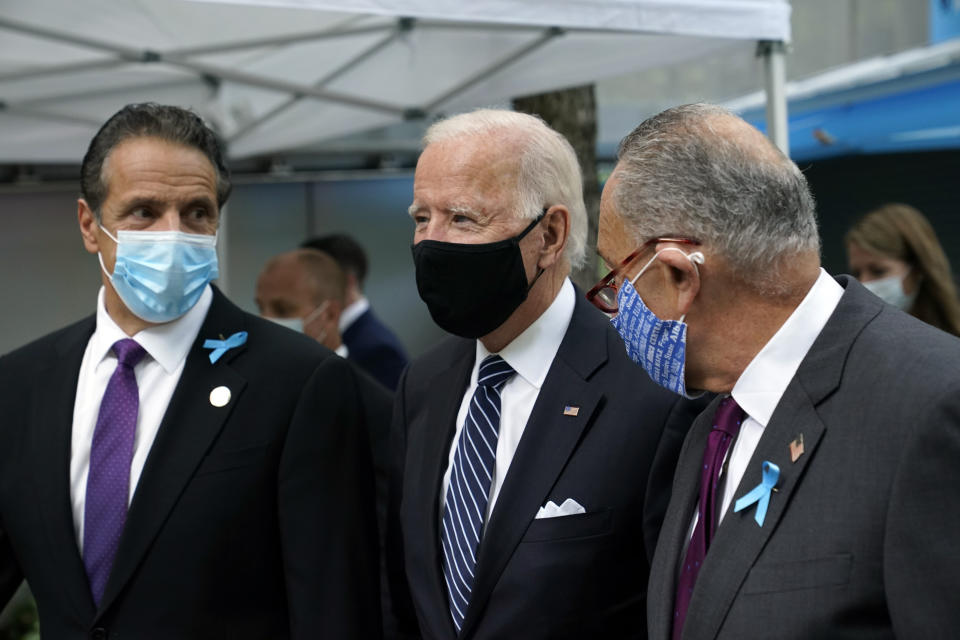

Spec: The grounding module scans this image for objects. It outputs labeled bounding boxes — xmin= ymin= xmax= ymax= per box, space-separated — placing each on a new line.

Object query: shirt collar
xmin=474 ymin=278 xmax=576 ymax=390
xmin=731 ymin=268 xmax=843 ymax=427
xmin=90 ymin=284 xmax=214 ymax=374
xmin=339 ymin=297 xmax=370 ymax=332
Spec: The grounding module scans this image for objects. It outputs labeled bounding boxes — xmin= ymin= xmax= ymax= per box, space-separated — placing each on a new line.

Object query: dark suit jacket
xmin=343 ymin=308 xmax=408 ymax=391
xmin=387 ymin=292 xmax=706 ymax=640
xmin=349 ymin=364 xmax=402 ymax=639
xmin=0 ymin=287 xmax=381 ymax=639
xmin=648 ymin=276 xmax=960 ymax=639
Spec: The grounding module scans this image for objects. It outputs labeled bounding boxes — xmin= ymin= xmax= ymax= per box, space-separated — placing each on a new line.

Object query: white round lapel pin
xmin=209 ymin=386 xmax=231 ymax=408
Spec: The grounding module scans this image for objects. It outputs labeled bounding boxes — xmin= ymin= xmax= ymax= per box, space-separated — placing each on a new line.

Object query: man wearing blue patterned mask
xmin=0 ymin=103 xmax=381 ymax=638
xmin=596 ymin=103 xmax=960 ymax=639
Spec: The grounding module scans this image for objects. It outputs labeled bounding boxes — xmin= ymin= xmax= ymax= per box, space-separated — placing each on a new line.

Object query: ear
xmin=654 ymin=245 xmax=703 ymax=317
xmin=536 ymin=205 xmax=570 ymax=270
xmin=78 ymin=199 xmax=101 ymax=255
xmin=344 ymin=272 xmax=361 ymax=296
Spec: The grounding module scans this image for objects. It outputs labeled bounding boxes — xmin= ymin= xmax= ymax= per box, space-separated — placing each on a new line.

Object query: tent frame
xmin=0 ymin=13 xmax=789 ymax=155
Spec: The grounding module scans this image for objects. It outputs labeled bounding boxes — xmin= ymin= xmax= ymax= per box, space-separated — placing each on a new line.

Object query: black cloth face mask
xmin=412 ymin=212 xmax=546 ymax=339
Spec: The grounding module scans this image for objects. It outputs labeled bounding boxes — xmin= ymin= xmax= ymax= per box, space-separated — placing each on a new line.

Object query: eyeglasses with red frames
xmin=586 ymin=237 xmax=701 ymax=313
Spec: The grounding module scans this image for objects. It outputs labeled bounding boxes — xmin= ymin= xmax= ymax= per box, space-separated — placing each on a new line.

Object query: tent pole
xmin=759 ymin=39 xmax=789 ymax=156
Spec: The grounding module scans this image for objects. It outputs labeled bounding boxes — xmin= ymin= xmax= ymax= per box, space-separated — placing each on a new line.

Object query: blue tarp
xmin=744 ymin=69 xmax=960 ymax=162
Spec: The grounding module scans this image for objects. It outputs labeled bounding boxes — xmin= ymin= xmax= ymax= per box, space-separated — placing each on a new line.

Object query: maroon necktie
xmin=672 ymin=396 xmax=744 ymax=639
xmin=83 ymin=338 xmax=146 ymax=606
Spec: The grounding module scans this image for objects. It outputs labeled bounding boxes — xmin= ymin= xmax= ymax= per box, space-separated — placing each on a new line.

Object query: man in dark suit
xmin=0 ymin=103 xmax=381 ymax=639
xmin=598 ymin=103 xmax=960 ymax=639
xmin=387 ymin=108 xmax=706 ymax=640
xmin=301 ymin=234 xmax=408 ymax=390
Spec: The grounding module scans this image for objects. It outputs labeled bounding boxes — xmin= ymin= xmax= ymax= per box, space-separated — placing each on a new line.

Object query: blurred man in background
xmin=302 ymin=234 xmax=408 ymax=390
xmin=0 ymin=103 xmax=380 ymax=639
xmin=256 ymin=246 xmax=398 ymax=637
xmin=256 ymin=248 xmax=348 ymax=355
xmin=388 ymin=108 xmax=706 ymax=640
xmin=597 ymin=103 xmax=960 ymax=639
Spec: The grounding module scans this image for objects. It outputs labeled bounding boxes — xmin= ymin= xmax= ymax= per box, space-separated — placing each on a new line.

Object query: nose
xmin=154 ymin=209 xmax=182 ymax=232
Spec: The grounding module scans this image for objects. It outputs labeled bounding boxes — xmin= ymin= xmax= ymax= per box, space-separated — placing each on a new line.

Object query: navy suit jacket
xmin=0 ymin=287 xmax=382 ymax=639
xmin=343 ymin=308 xmax=408 ymax=391
xmin=387 ymin=291 xmax=708 ymax=640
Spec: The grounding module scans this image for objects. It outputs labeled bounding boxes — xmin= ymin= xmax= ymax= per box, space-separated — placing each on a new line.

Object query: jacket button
xmin=90 ymin=628 xmax=108 ymax=640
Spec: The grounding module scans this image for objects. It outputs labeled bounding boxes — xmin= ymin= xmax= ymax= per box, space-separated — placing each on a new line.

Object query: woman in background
xmin=846 ymin=202 xmax=960 ymax=336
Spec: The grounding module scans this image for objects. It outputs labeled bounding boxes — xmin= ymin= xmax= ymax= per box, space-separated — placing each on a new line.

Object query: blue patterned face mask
xmin=98 ymin=226 xmax=219 ymax=323
xmin=609 ymin=249 xmax=704 ymax=397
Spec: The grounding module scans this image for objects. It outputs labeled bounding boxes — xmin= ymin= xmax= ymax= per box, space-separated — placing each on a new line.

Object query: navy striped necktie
xmin=441 ymin=354 xmax=515 ymax=632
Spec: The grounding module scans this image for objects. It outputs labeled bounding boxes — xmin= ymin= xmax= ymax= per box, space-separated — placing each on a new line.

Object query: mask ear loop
xmin=303 ymin=300 xmax=332 ymax=343
xmin=97 ymin=224 xmax=120 ymax=279
xmin=628 ymin=247 xmax=706 ymax=322
xmin=303 ymin=300 xmax=330 ymax=326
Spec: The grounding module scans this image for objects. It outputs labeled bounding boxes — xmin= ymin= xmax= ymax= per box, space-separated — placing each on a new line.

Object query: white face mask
xmin=264 ymin=301 xmax=329 ymax=339
xmin=266 ymin=316 xmax=304 ymax=333
xmin=862 ymin=272 xmax=917 ymax=311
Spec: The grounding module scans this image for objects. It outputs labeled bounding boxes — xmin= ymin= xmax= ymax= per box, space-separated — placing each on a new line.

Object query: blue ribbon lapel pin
xmin=203 ymin=331 xmax=248 ymax=364
xmin=733 ymin=460 xmax=780 ymax=527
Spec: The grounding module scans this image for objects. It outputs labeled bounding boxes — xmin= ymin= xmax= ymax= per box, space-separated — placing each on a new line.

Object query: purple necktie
xmin=672 ymin=396 xmax=744 ymax=640
xmin=83 ymin=338 xmax=146 ymax=606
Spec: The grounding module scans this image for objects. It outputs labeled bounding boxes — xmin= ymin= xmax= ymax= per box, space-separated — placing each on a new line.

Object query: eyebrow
xmin=120 ymin=196 xmax=165 ymax=211
xmin=406 ymin=203 xmax=489 ymax=223
xmin=119 ymin=196 xmax=217 ymax=211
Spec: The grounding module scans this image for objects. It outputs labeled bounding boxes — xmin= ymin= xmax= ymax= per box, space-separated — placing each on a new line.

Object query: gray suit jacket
xmin=648 ymin=275 xmax=960 ymax=639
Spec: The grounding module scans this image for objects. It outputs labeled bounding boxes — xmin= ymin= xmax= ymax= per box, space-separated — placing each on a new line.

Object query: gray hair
xmin=423 ymin=109 xmax=588 ymax=269
xmin=614 ymin=103 xmax=819 ymax=293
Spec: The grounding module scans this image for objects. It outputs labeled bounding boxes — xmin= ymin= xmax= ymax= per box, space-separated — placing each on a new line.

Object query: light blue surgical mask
xmin=609 ymin=248 xmax=704 ymax=397
xmin=98 ymin=226 xmax=219 ymax=323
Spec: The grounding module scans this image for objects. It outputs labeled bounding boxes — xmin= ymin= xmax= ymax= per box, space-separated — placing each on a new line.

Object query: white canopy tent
xmin=0 ymin=0 xmax=792 ymax=163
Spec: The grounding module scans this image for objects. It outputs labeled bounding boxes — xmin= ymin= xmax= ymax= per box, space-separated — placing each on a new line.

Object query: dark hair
xmin=846 ymin=203 xmax=960 ymax=336
xmin=301 ymin=234 xmax=368 ymax=286
xmin=80 ymin=103 xmax=231 ymax=217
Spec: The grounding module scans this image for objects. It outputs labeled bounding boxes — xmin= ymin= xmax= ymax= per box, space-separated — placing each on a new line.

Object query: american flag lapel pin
xmin=563 ymin=405 xmax=580 ymax=417
xmin=789 ymin=433 xmax=805 ymax=463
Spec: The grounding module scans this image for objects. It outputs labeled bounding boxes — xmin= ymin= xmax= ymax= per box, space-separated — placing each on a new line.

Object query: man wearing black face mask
xmin=386 ymin=109 xmax=708 ymax=640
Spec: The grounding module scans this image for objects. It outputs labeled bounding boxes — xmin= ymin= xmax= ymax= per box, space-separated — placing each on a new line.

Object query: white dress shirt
xmin=70 ymin=285 xmax=212 ymax=550
xmin=440 ymin=278 xmax=575 ymax=522
xmin=683 ymin=268 xmax=843 ymax=549
xmin=338 ymin=297 xmax=369 ymax=333
xmin=720 ymin=268 xmax=843 ymax=521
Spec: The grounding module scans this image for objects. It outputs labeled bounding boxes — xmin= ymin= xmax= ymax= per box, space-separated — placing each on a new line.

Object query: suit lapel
xmin=682 ymin=385 xmax=826 ymax=639
xmin=95 ymin=290 xmax=249 ymax=617
xmin=33 ymin=317 xmax=99 ymax=621
xmin=647 ymin=396 xmax=721 ymax=640
xmin=680 ymin=276 xmax=883 ymax=639
xmin=407 ymin=339 xmax=474 ymax=639
xmin=458 ymin=297 xmax=607 ymax=638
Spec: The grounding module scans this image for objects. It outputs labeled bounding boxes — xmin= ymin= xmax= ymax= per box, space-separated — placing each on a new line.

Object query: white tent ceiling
xmin=0 ymin=0 xmax=790 ymax=162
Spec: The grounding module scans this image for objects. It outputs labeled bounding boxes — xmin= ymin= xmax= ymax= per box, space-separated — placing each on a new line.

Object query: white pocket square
xmin=535 ymin=498 xmax=586 ymax=519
